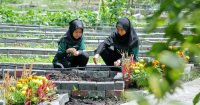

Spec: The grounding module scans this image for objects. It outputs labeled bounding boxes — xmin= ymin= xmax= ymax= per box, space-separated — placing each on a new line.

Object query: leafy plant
xmin=0 ymin=64 xmax=57 ymax=105
xmin=73 ymin=85 xmax=78 ymax=91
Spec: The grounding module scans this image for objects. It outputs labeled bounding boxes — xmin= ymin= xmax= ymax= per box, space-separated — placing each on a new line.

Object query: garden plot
xmin=0 ymin=67 xmax=127 ymax=99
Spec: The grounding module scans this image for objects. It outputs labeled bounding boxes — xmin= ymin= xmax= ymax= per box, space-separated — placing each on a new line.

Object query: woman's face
xmin=73 ymin=28 xmax=82 ymax=39
xmin=117 ymin=26 xmax=126 ymax=36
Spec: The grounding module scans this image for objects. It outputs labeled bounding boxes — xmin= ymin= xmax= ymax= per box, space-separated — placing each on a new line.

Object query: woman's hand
xmin=114 ymin=60 xmax=121 ymax=66
xmin=93 ymin=54 xmax=99 ymax=64
xmin=73 ymin=51 xmax=79 ymax=56
xmin=66 ymin=48 xmax=78 ymax=56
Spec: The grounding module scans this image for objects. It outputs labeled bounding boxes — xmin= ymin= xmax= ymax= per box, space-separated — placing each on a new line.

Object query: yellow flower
xmin=139 ymin=59 xmax=144 ymax=63
xmin=22 ymin=86 xmax=28 ymax=91
xmin=134 ymin=70 xmax=140 ymax=73
xmin=24 ymin=84 xmax=28 ymax=87
xmin=11 ymin=87 xmax=16 ymax=91
xmin=131 ymin=63 xmax=135 ymax=66
xmin=154 ymin=65 xmax=157 ymax=68
xmin=136 ymin=62 xmax=140 ymax=66
xmin=135 ymin=66 xmax=140 ymax=69
xmin=46 ymin=87 xmax=49 ymax=91
xmin=176 ymin=51 xmax=180 ymax=55
xmin=16 ymin=84 xmax=22 ymax=88
xmin=21 ymin=91 xmax=26 ymax=95
xmin=186 ymin=56 xmax=190 ymax=59
xmin=37 ymin=76 xmax=42 ymax=80
xmin=139 ymin=64 xmax=144 ymax=68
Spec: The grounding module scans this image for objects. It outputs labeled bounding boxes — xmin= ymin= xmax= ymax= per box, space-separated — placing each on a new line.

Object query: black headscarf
xmin=59 ymin=19 xmax=84 ymax=46
xmin=104 ymin=17 xmax=140 ymax=49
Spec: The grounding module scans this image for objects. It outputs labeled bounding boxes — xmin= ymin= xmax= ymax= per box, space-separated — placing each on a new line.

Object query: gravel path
xmin=122 ymin=78 xmax=200 ymax=105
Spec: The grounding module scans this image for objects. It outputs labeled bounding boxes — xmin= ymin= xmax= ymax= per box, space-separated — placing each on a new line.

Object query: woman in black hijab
xmin=52 ymin=19 xmax=89 ymax=69
xmin=93 ymin=17 xmax=140 ymax=71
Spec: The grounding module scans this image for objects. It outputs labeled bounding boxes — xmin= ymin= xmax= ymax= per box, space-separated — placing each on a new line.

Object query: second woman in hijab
xmin=52 ymin=19 xmax=89 ymax=69
xmin=93 ymin=17 xmax=140 ymax=71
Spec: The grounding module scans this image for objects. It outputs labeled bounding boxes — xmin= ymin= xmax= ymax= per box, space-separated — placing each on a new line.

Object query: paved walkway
xmin=122 ymin=78 xmax=200 ymax=105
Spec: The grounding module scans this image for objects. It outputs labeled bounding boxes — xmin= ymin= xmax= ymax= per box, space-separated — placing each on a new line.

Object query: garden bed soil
xmin=48 ymin=71 xmax=83 ymax=81
xmin=65 ymin=96 xmax=127 ymax=105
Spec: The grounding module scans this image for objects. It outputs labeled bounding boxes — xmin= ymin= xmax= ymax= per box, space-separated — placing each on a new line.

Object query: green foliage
xmin=135 ymin=0 xmax=200 ymax=104
xmin=73 ymin=85 xmax=78 ymax=91
xmin=100 ymin=0 xmax=135 ymax=24
xmin=0 ymin=9 xmax=97 ymax=27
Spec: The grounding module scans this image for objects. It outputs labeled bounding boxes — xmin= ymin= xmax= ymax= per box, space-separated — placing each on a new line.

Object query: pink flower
xmin=122 ymin=64 xmax=127 ymax=77
xmin=42 ymin=80 xmax=45 ymax=89
xmin=30 ymin=87 xmax=33 ymax=98
xmin=25 ymin=101 xmax=31 ymax=105
xmin=35 ymin=91 xmax=37 ymax=96
xmin=53 ymin=82 xmax=56 ymax=90
xmin=46 ymin=74 xmax=49 ymax=80
xmin=26 ymin=88 xmax=29 ymax=96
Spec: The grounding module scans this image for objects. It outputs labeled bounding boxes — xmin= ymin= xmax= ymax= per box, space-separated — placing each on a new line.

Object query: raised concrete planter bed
xmin=0 ymin=67 xmax=125 ymax=98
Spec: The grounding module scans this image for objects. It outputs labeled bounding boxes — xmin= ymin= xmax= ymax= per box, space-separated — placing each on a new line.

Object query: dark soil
xmin=65 ymin=96 xmax=127 ymax=105
xmin=48 ymin=71 xmax=82 ymax=81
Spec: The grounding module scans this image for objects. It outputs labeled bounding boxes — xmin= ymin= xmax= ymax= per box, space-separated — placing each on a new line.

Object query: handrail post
xmin=5 ymin=38 xmax=7 ymax=47
xmin=98 ymin=39 xmax=99 ymax=46
xmin=2 ymin=65 xmax=4 ymax=79
xmin=39 ymin=21 xmax=41 ymax=31
xmin=7 ymin=49 xmax=9 ymax=58
xmin=53 ymin=38 xmax=55 ymax=49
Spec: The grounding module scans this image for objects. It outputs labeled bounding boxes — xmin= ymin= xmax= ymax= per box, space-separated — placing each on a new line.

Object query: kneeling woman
xmin=53 ymin=19 xmax=89 ymax=69
xmin=93 ymin=17 xmax=140 ymax=71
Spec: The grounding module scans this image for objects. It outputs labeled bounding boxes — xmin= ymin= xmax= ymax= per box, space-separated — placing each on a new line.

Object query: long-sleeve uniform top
xmin=52 ymin=39 xmax=85 ymax=65
xmin=96 ymin=42 xmax=139 ymax=62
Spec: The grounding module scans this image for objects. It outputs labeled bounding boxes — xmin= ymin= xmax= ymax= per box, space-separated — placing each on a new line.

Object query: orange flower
xmin=155 ymin=60 xmax=159 ymax=64
xmin=152 ymin=61 xmax=156 ymax=64
xmin=161 ymin=65 xmax=165 ymax=68
xmin=143 ymin=63 xmax=147 ymax=66
xmin=152 ymin=55 xmax=155 ymax=56
xmin=168 ymin=46 xmax=172 ymax=50
xmin=172 ymin=46 xmax=176 ymax=49
xmin=33 ymin=75 xmax=38 ymax=79
xmin=27 ymin=77 xmax=32 ymax=81
xmin=163 ymin=69 xmax=165 ymax=72
xmin=23 ymin=79 xmax=28 ymax=82
xmin=19 ymin=79 xmax=24 ymax=82
xmin=154 ymin=65 xmax=157 ymax=68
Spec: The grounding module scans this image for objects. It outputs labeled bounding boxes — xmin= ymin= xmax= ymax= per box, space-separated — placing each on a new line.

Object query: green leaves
xmin=0 ymin=9 xmax=98 ymax=27
xmin=193 ymin=92 xmax=200 ymax=105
